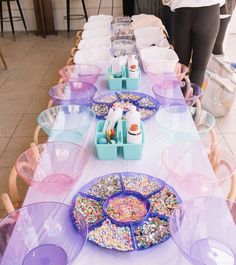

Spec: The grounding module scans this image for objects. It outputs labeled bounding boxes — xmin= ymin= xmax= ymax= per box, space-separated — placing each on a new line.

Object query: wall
xmin=228 ymin=10 xmax=236 ymax=33
xmin=1 ymin=0 xmax=123 ymax=31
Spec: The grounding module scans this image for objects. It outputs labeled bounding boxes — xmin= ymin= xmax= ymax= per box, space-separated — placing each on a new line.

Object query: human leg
xmin=191 ymin=4 xmax=220 ymax=86
xmin=173 ymin=8 xmax=193 ymax=67
xmin=213 ymin=16 xmax=231 ymax=55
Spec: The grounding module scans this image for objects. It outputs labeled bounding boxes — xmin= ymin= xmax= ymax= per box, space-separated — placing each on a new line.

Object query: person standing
xmin=213 ymin=0 xmax=236 ymax=55
xmin=123 ymin=0 xmax=135 ymax=16
xmin=163 ymin=0 xmax=224 ymax=86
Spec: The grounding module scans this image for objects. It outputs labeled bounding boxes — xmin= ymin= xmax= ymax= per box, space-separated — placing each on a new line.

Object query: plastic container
xmin=162 ymin=141 xmax=236 ymax=197
xmin=169 ymin=197 xmax=236 ymax=265
xmin=113 ymin=17 xmax=132 ymax=23
xmin=152 ymin=83 xmax=202 ymax=107
xmin=15 ymin=142 xmax=89 ymax=195
xmin=112 ymin=22 xmax=133 ymax=40
xmin=83 ymin=21 xmax=111 ymax=31
xmin=37 ymin=105 xmax=95 ymax=144
xmin=189 ymin=107 xmax=216 ymax=138
xmin=140 ymin=47 xmax=179 ymax=73
xmin=0 ymin=202 xmax=87 ymax=265
xmin=126 ymin=105 xmax=141 ymax=129
xmin=71 ymin=172 xmax=181 ymax=251
xmin=74 ymin=49 xmax=111 ymax=74
xmin=95 ymin=120 xmax=144 ymax=160
xmin=88 ymin=15 xmax=113 ymax=23
xmin=155 ymin=106 xmax=200 ymax=142
xmin=81 ymin=28 xmax=111 ymax=39
xmin=112 ymin=39 xmax=135 ymax=56
xmin=134 ymin=26 xmax=166 ymax=39
xmin=78 ymin=37 xmax=111 ymax=50
xmin=146 ymin=63 xmax=188 ymax=85
xmin=48 ymin=81 xmax=97 ymax=106
xmin=136 ymin=36 xmax=169 ymax=52
xmin=103 ymin=190 xmax=151 ymax=225
xmin=107 ymin=66 xmax=141 ymax=90
xmin=92 ymin=91 xmax=160 ymax=120
xmin=59 ymin=64 xmax=101 ymax=84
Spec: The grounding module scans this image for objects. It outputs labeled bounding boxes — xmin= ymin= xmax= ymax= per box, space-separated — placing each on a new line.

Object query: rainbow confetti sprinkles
xmin=71 ymin=172 xmax=181 ymax=252
xmin=105 ymin=195 xmax=147 ymax=223
xmin=88 ymin=219 xmax=134 ymax=251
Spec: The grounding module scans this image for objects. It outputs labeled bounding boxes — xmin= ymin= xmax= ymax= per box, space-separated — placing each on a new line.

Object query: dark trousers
xmin=123 ymin=0 xmax=134 ymax=16
xmin=163 ymin=6 xmax=174 ymax=44
xmin=173 ymin=4 xmax=220 ymax=86
xmin=213 ymin=16 xmax=231 ymax=55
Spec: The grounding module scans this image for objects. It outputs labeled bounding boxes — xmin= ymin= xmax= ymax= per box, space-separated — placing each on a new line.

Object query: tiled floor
xmin=0 ymin=31 xmax=236 ymax=218
xmin=0 ymin=31 xmax=75 ymax=216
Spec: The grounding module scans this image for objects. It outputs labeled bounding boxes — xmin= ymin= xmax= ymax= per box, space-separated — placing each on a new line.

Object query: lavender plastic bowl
xmin=15 ymin=142 xmax=89 ymax=195
xmin=152 ymin=82 xmax=202 ymax=107
xmin=169 ymin=197 xmax=236 ymax=265
xmin=0 ymin=202 xmax=87 ymax=265
xmin=59 ymin=64 xmax=101 ymax=84
xmin=146 ymin=63 xmax=188 ymax=85
xmin=48 ymin=82 xmax=97 ymax=106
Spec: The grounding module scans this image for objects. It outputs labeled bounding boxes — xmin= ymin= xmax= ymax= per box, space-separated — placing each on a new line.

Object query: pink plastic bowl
xmin=162 ymin=141 xmax=236 ymax=197
xmin=58 ymin=64 xmax=101 ymax=84
xmin=15 ymin=142 xmax=89 ymax=195
xmin=0 ymin=202 xmax=87 ymax=265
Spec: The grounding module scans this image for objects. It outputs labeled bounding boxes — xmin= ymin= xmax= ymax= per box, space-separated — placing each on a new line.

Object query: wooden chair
xmin=1 ymin=166 xmax=23 ymax=214
xmin=0 ymin=48 xmax=7 ymax=70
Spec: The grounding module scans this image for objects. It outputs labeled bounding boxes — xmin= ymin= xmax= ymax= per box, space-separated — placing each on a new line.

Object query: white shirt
xmin=162 ymin=0 xmax=225 ymax=11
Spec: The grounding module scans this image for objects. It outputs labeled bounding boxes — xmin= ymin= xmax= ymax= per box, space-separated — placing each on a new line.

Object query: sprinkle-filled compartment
xmin=91 ymin=92 xmax=160 ymax=120
xmin=71 ymin=172 xmax=181 ymax=251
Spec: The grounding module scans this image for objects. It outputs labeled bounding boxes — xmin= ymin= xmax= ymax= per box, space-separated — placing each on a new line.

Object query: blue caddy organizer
xmin=95 ymin=120 xmax=144 ymax=160
xmin=107 ymin=66 xmax=141 ymax=91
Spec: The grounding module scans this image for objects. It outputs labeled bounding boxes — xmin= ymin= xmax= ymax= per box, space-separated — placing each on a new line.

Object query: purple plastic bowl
xmin=152 ymin=82 xmax=202 ymax=107
xmin=58 ymin=64 xmax=101 ymax=84
xmin=0 ymin=202 xmax=87 ymax=265
xmin=169 ymin=197 xmax=236 ymax=265
xmin=146 ymin=64 xmax=188 ymax=85
xmin=48 ymin=81 xmax=97 ymax=106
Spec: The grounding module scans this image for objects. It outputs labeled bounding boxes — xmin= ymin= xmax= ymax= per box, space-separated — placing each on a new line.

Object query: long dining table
xmin=13 ymin=71 xmax=223 ymax=265
xmin=0 ymin=26 xmax=228 ymax=264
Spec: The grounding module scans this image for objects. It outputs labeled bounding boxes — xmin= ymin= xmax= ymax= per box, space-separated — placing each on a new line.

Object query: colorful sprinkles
xmin=91 ymin=103 xmax=109 ymax=117
xmin=122 ymin=174 xmax=161 ymax=195
xmin=105 ymin=195 xmax=147 ymax=223
xmin=73 ymin=195 xmax=103 ymax=225
xmin=134 ymin=217 xmax=170 ymax=249
xmin=92 ymin=92 xmax=159 ymax=120
xmin=71 ymin=173 xmax=181 ymax=252
xmin=149 ymin=186 xmax=179 ymax=217
xmin=88 ymin=174 xmax=122 ymax=199
xmin=88 ymin=219 xmax=134 ymax=251
xmin=138 ymin=97 xmax=156 ymax=107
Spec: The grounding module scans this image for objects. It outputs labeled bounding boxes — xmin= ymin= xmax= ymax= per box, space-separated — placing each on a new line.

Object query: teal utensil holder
xmin=107 ymin=66 xmax=141 ymax=91
xmin=95 ymin=120 xmax=144 ymax=160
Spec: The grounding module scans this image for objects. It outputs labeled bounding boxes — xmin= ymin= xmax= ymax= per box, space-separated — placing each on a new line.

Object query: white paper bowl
xmin=140 ymin=47 xmax=179 ymax=73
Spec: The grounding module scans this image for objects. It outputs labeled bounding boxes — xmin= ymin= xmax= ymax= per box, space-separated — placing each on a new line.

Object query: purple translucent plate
xmin=91 ymin=91 xmax=160 ymax=120
xmin=48 ymin=81 xmax=97 ymax=106
xmin=71 ymin=172 xmax=181 ymax=251
xmin=170 ymin=197 xmax=236 ymax=265
xmin=0 ymin=202 xmax=87 ymax=265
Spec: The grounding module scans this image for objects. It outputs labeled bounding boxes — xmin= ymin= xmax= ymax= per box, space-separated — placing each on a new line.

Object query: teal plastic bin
xmin=95 ymin=120 xmax=144 ymax=160
xmin=107 ymin=66 xmax=141 ymax=91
